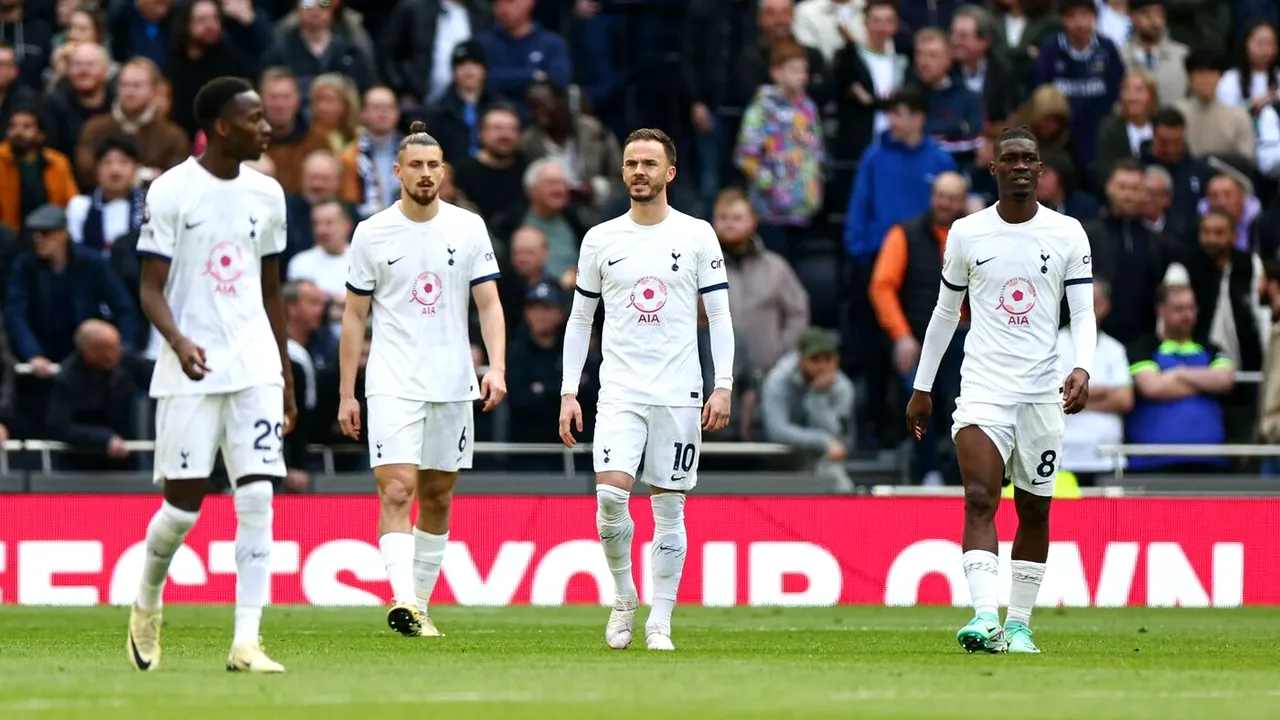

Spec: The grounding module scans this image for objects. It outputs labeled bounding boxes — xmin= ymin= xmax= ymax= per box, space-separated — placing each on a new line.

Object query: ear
xmin=988 ymin=161 xmax=997 ymax=177
xmin=213 ymin=116 xmax=229 ymax=139
xmin=666 ymin=165 xmax=677 ymax=182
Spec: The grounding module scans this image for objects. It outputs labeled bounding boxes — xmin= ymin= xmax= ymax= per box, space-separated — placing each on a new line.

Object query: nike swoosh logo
xmin=128 ymin=630 xmax=151 ymax=670
xmin=1031 ymin=479 xmax=1051 ymax=486
xmin=607 ymin=258 xmax=626 ymax=266
xmin=184 ymin=221 xmax=204 ymax=230
xmin=388 ymin=257 xmax=405 ymax=265
xmin=670 ymin=475 xmax=686 ymax=483
xmin=976 ymin=257 xmax=995 ymax=266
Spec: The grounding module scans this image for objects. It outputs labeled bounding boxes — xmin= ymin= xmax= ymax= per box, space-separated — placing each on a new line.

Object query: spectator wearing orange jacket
xmin=0 ymin=106 xmax=79 ymax=235
xmin=867 ymin=171 xmax=967 ymax=486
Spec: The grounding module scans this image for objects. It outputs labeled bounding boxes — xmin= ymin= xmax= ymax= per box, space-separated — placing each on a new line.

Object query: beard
xmin=629 ymin=179 xmax=665 ymax=203
xmin=404 ymin=185 xmax=439 ymax=206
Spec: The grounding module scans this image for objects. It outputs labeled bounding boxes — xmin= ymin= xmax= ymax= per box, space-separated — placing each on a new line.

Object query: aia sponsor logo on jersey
xmin=996 ymin=277 xmax=1036 ymax=326
xmin=627 ymin=276 xmax=668 ymax=324
xmin=205 ymin=241 xmax=246 ymax=296
xmin=412 ymin=272 xmax=443 ymax=316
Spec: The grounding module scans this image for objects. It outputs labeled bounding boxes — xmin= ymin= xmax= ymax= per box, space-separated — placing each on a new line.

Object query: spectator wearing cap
xmin=507 ymin=279 xmax=579 ymax=444
xmin=0 ymin=41 xmax=39 ymax=133
xmin=0 ymin=105 xmax=78 ymax=234
xmin=903 ymin=27 xmax=985 ymax=173
xmin=340 ymin=86 xmax=404 ymax=220
xmin=427 ymin=39 xmax=505 ymax=168
xmin=5 ymin=203 xmax=138 ymax=391
xmin=521 ymin=78 xmax=621 ymax=220
xmin=0 ymin=0 xmax=53 ymax=92
xmin=1036 ymin=147 xmax=1099 ymax=220
xmin=380 ymin=0 xmax=491 ymax=110
xmin=1033 ymin=0 xmax=1124 ymax=171
xmin=40 ymin=42 xmax=114 ymax=159
xmin=74 ymin=57 xmax=189 ymax=191
xmin=1174 ymin=50 xmax=1257 ymax=161
xmin=760 ymin=327 xmax=856 ymax=494
xmin=45 ymin=319 xmax=154 ymax=472
xmin=1121 ymin=0 xmax=1188 ymax=108
xmin=263 ymin=0 xmax=377 ymax=100
xmin=476 ymin=0 xmax=571 ymax=124
xmin=66 ymin=135 xmax=147 ymax=257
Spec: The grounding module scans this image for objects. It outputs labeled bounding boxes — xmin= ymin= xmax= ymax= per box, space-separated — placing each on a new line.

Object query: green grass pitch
xmin=1 ymin=605 xmax=1277 ymax=719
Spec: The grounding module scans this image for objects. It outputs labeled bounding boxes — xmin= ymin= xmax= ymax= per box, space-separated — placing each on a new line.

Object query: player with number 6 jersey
xmin=907 ymin=126 xmax=1096 ymax=656
xmin=338 ymin=121 xmax=506 ymax=639
xmin=127 ymin=77 xmax=296 ymax=674
xmin=560 ymin=128 xmax=735 ymax=652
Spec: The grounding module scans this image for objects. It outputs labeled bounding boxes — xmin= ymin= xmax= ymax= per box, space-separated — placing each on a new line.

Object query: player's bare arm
xmin=472 ymin=280 xmax=507 ymax=412
xmin=261 ymin=258 xmax=297 ymax=433
xmin=337 ymin=290 xmax=372 ymax=439
xmin=139 ymin=257 xmax=208 ymax=380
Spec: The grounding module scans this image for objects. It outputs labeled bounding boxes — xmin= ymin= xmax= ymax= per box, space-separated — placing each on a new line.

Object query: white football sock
xmin=232 ymin=481 xmax=274 ymax=645
xmin=379 ymin=532 xmax=416 ymax=607
xmin=136 ymin=501 xmax=199 ymax=611
xmin=961 ymin=549 xmax=1000 ymax=619
xmin=595 ymin=485 xmax=637 ymax=599
xmin=1006 ymin=559 xmax=1046 ymax=626
xmin=412 ymin=527 xmax=448 ymax=613
xmin=646 ymin=492 xmax=687 ymax=633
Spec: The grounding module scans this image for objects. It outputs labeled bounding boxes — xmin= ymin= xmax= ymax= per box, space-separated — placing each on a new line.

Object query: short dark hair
xmin=480 ymin=103 xmax=520 ymax=127
xmin=886 ymin=86 xmax=928 ymax=115
xmin=624 ymin=128 xmax=677 ymax=165
xmin=399 ymin=120 xmax=441 ymax=155
xmin=864 ymin=0 xmax=898 ymax=15
xmin=1151 ymin=106 xmax=1186 ymax=129
xmin=1109 ymin=157 xmax=1146 ymax=178
xmin=193 ymin=76 xmax=255 ymax=133
xmin=994 ymin=124 xmax=1038 ymax=154
xmin=1184 ymin=48 xmax=1226 ymax=74
xmin=8 ymin=102 xmax=45 ymax=131
xmin=1059 ymin=0 xmax=1097 ymax=16
xmin=94 ymin=134 xmax=140 ymax=164
xmin=1201 ymin=207 xmax=1236 ymax=229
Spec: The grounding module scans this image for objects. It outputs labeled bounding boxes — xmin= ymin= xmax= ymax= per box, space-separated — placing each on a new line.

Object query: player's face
xmin=990 ymin=137 xmax=1041 ymax=202
xmin=622 ymin=139 xmax=675 ymax=204
xmin=395 ymin=144 xmax=445 ymax=207
xmin=220 ymin=91 xmax=272 ymax=161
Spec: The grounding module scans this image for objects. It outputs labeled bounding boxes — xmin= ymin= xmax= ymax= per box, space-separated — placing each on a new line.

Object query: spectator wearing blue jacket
xmin=4 ymin=204 xmax=139 ymax=368
xmin=477 ymin=0 xmax=571 ymax=124
xmin=1033 ymin=0 xmax=1124 ymax=171
xmin=844 ymin=88 xmax=957 ymax=265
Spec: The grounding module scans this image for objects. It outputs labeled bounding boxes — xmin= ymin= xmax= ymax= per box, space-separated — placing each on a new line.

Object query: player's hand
xmin=282 ymin=384 xmax=298 ymax=435
xmin=905 ymin=390 xmax=933 ymax=441
xmin=559 ymin=394 xmax=583 ymax=447
xmin=702 ymin=387 xmax=732 ymax=432
xmin=1062 ymin=367 xmax=1090 ymax=415
xmin=337 ymin=395 xmax=362 ymax=440
xmin=480 ymin=368 xmax=507 ymax=412
xmin=173 ymin=337 xmax=209 ymax=380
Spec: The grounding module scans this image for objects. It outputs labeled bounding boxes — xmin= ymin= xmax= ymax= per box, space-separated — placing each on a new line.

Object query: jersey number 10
xmin=672 ymin=442 xmax=695 ymax=472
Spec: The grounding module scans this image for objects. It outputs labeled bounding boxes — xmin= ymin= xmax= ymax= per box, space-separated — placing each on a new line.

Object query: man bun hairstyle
xmin=193 ymin=76 xmax=255 ymax=133
xmin=399 ymin=120 xmax=441 ymax=155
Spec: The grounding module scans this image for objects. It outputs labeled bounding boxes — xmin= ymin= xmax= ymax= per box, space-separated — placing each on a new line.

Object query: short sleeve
xmin=1205 ymin=341 xmax=1235 ymax=370
xmin=136 ymin=182 xmax=176 ymax=260
xmin=345 ymin=222 xmax=377 ymax=296
xmin=1064 ymin=220 xmax=1093 ymax=286
xmin=261 ymin=184 xmax=288 ymax=259
xmin=696 ymin=222 xmax=729 ymax=294
xmin=1126 ymin=337 xmax=1158 ymax=376
xmin=1108 ymin=340 xmax=1132 ymax=387
xmin=574 ymin=231 xmax=602 ymax=298
xmin=940 ymin=224 xmax=968 ymax=291
xmin=469 ymin=218 xmax=501 ymax=286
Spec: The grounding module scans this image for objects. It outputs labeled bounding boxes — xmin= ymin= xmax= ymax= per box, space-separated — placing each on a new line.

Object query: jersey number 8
xmin=1036 ymin=450 xmax=1057 ymax=478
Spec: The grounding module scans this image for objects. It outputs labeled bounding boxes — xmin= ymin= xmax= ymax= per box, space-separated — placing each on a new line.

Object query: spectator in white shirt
xmin=1056 ymin=277 xmax=1135 ymax=484
xmin=287 ymin=199 xmax=352 ymax=300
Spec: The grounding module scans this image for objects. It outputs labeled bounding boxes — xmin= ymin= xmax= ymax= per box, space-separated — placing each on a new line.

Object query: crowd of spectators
xmin=2 ymin=0 xmax=1280 ymax=491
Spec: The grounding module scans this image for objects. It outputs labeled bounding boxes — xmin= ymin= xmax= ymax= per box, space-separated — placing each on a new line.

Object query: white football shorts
xmin=366 ymin=396 xmax=474 ymax=472
xmin=153 ymin=384 xmax=286 ymax=485
xmin=593 ymin=400 xmax=702 ymax=491
xmin=952 ymin=398 xmax=1065 ymax=497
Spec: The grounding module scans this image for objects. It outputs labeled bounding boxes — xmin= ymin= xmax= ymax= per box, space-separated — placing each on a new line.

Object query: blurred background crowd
xmin=2 ymin=0 xmax=1280 ymax=492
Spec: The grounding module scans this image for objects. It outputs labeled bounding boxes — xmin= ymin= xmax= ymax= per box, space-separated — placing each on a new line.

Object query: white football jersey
xmin=347 ymin=201 xmax=499 ymax=402
xmin=941 ymin=203 xmax=1092 ymax=404
xmin=137 ymin=158 xmax=287 ymax=397
xmin=571 ymin=209 xmax=729 ymax=407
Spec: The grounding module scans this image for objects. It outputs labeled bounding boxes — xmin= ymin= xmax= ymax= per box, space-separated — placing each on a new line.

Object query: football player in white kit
xmin=338 ymin=121 xmax=506 ymax=638
xmin=559 ymin=128 xmax=734 ymax=651
xmin=907 ymin=127 xmax=1096 ymax=654
xmin=126 ymin=77 xmax=295 ymax=673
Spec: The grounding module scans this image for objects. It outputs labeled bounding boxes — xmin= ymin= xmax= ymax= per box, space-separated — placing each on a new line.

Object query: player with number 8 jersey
xmin=560 ymin=129 xmax=735 ymax=652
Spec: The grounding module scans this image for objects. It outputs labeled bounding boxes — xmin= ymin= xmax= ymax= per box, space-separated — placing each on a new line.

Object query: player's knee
xmin=650 ymin=492 xmax=686 ymax=532
xmin=962 ymin=481 xmax=999 ymax=519
xmin=233 ymin=480 xmax=273 ymax=528
xmin=1014 ymin=491 xmax=1051 ymax=527
xmin=596 ymin=484 xmax=631 ymax=522
xmin=163 ymin=479 xmax=207 ymax=513
xmin=417 ymin=486 xmax=452 ymax=516
xmin=377 ymin=475 xmax=415 ymax=510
